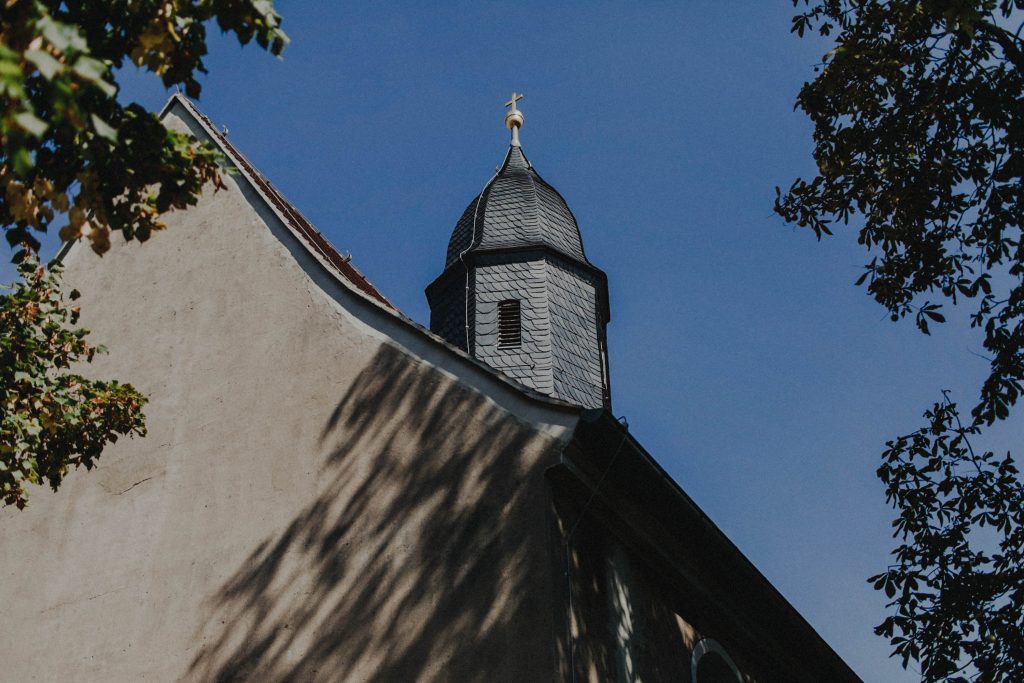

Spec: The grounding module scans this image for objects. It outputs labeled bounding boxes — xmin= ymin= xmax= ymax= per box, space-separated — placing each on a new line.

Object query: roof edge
xmin=426 ymin=244 xmax=610 ymax=324
xmin=159 ymin=93 xmax=393 ymax=310
xmin=561 ymin=410 xmax=861 ymax=681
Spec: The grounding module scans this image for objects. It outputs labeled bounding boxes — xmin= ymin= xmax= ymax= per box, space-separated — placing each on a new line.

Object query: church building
xmin=0 ymin=93 xmax=859 ymax=681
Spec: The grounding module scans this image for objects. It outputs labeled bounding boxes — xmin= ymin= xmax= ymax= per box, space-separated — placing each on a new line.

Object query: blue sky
xmin=17 ymin=2 xmax=1022 ymax=679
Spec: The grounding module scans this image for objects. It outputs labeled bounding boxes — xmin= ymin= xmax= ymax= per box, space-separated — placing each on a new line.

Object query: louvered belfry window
xmin=498 ymin=299 xmax=522 ymax=349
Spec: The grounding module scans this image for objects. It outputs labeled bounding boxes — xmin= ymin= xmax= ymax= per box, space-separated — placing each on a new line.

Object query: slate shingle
xmin=445 ymin=146 xmax=589 ymax=268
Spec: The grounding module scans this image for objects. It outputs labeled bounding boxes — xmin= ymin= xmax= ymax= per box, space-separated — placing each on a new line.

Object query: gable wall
xmin=0 ymin=104 xmax=579 ymax=682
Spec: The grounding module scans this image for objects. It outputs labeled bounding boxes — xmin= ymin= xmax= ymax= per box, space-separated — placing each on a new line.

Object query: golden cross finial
xmin=504 ymin=92 xmax=523 ymax=115
xmin=504 ymin=92 xmax=524 ymax=141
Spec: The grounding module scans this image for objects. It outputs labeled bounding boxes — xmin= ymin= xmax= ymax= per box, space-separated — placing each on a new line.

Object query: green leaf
xmin=90 ymin=114 xmax=117 ymax=142
xmin=72 ymin=57 xmax=116 ymax=97
xmin=11 ymin=148 xmax=33 ymax=175
xmin=14 ymin=111 xmax=48 ymax=138
xmin=36 ymin=15 xmax=88 ymax=54
xmin=24 ymin=49 xmax=62 ymax=80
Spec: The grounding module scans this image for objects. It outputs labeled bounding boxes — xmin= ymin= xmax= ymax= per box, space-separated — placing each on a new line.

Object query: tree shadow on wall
xmin=186 ymin=343 xmax=563 ymax=682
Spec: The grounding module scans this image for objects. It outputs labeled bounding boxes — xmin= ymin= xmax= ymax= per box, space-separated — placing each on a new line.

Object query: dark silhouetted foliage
xmin=778 ymin=1 xmax=1024 ymax=679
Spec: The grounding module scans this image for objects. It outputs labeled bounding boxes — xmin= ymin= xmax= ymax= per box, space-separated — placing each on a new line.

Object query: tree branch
xmin=978 ymin=20 xmax=1024 ymax=73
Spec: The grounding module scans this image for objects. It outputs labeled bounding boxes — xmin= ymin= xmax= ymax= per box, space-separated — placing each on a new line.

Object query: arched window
xmin=497 ymin=299 xmax=522 ymax=348
xmin=691 ymin=638 xmax=742 ymax=683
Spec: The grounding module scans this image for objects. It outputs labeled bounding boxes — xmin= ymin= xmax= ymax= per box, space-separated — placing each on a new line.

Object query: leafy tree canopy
xmin=0 ymin=0 xmax=286 ymax=506
xmin=778 ymin=1 xmax=1024 ymax=680
xmin=1 ymin=0 xmax=286 ymax=254
xmin=1 ymin=253 xmax=146 ymax=508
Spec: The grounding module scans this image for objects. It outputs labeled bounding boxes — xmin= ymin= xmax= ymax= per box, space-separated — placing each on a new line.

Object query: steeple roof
xmin=444 ymin=144 xmax=590 ymax=268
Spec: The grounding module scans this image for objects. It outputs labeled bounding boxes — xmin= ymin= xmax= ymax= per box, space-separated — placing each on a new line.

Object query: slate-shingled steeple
xmin=425 ymin=96 xmax=611 ymax=409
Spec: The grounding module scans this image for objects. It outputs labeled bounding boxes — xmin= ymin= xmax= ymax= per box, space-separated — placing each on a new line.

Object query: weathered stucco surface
xmin=0 ymin=104 xmax=579 ymax=681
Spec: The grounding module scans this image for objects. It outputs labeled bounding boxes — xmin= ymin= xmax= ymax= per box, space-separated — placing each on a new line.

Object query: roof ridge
xmin=522 ymin=148 xmax=544 ymax=245
xmin=162 ymin=93 xmax=394 ymax=309
xmin=466 ymin=148 xmax=507 ymax=255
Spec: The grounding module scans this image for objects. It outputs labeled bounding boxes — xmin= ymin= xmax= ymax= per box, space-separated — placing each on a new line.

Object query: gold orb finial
xmin=504 ymin=92 xmax=524 ymax=130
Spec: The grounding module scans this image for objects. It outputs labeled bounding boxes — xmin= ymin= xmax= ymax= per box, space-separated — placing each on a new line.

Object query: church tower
xmin=426 ymin=95 xmax=611 ymax=409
